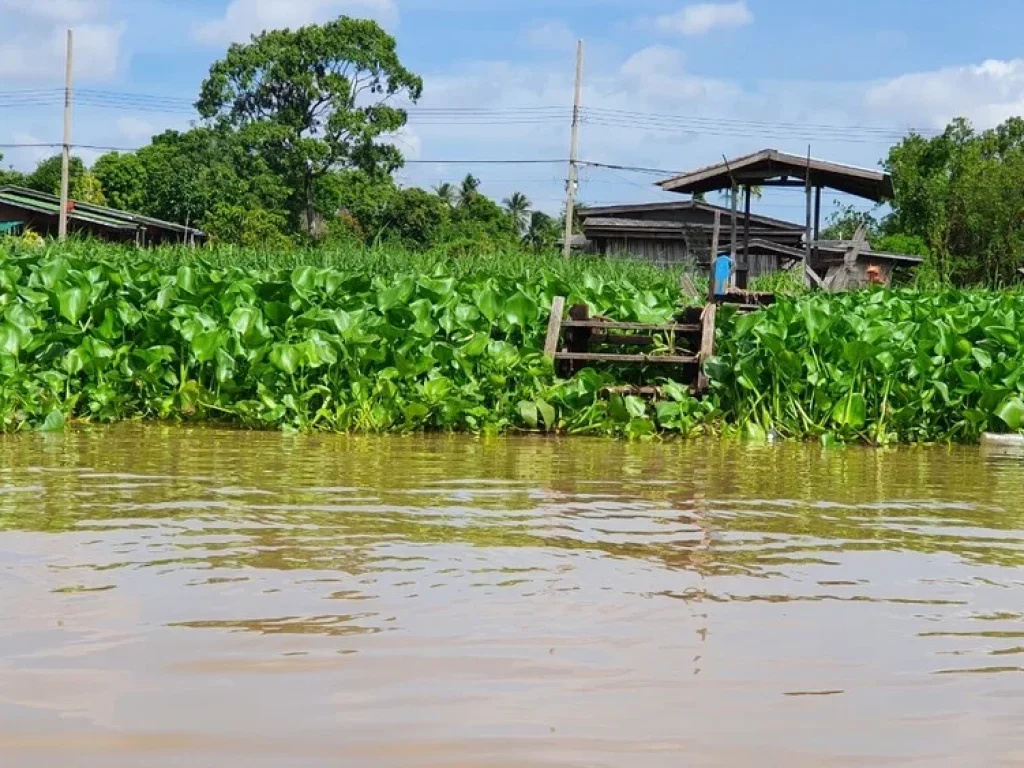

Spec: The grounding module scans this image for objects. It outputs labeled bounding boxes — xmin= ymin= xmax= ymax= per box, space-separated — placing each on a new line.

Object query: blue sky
xmin=3 ymin=0 xmax=1024 ymax=222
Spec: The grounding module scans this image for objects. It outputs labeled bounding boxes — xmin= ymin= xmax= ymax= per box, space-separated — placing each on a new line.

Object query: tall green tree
xmin=458 ymin=174 xmax=481 ymax=207
xmin=523 ymin=210 xmax=559 ymax=252
xmin=196 ymin=17 xmax=423 ymax=236
xmin=93 ymin=127 xmax=290 ymax=234
xmin=502 ymin=191 xmax=531 ymax=235
xmin=25 ymin=155 xmax=86 ymax=196
xmin=92 ymin=152 xmax=148 ymax=212
xmin=884 ymin=116 xmax=1024 ymax=285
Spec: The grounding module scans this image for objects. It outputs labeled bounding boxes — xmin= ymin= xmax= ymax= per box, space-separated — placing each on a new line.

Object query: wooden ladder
xmin=543 ymin=297 xmax=718 ymax=394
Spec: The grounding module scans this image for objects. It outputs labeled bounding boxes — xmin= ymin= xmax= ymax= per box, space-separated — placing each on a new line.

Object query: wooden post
xmin=740 ymin=185 xmax=751 ymax=290
xmin=561 ymin=41 xmax=584 ymax=260
xmin=697 ymin=302 xmax=717 ymax=394
xmin=709 ymin=210 xmax=721 ymax=302
xmin=544 ymin=296 xmax=566 ymax=359
xmin=58 ymin=29 xmax=74 ymax=242
xmin=729 ymin=184 xmax=738 ymax=268
xmin=804 ymin=147 xmax=813 ymax=287
xmin=813 ymin=186 xmax=822 ymax=240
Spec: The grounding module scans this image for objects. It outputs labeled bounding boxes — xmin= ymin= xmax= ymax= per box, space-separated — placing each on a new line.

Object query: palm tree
xmin=503 ymin=191 xmax=531 ymax=235
xmin=433 ymin=182 xmax=457 ymax=206
xmin=524 ymin=210 xmax=559 ymax=251
xmin=458 ymin=173 xmax=481 ymax=207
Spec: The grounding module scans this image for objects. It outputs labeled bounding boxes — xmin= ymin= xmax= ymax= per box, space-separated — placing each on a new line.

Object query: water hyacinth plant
xmin=0 ymin=240 xmax=1022 ymax=443
xmin=710 ymin=290 xmax=1024 ymax=444
xmin=0 ymin=243 xmax=707 ymax=437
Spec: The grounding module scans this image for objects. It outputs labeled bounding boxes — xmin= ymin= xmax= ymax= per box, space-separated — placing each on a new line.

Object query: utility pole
xmin=561 ymin=40 xmax=583 ymax=260
xmin=58 ymin=29 xmax=74 ymax=241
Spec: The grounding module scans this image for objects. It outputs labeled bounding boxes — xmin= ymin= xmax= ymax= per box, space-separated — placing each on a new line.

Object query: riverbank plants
xmin=1 ymin=241 xmax=1022 ymax=443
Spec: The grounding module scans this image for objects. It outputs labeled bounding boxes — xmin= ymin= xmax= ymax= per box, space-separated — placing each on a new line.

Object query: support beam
xmin=709 ymin=210 xmax=721 ymax=302
xmin=814 ymin=186 xmax=823 ymax=240
xmin=804 ymin=147 xmax=813 ymax=288
xmin=740 ymin=185 xmax=751 ymax=290
xmin=729 ymin=184 xmax=738 ymax=289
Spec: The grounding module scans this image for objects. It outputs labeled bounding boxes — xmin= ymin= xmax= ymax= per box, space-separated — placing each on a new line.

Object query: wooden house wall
xmin=587 ymin=229 xmax=782 ymax=278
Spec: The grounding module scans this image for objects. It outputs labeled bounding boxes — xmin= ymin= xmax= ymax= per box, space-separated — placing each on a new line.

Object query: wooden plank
xmin=553 ymin=352 xmax=698 ymax=364
xmin=543 ymin=296 xmax=566 ymax=359
xmin=601 ymin=385 xmax=677 ymax=398
xmin=845 ymin=224 xmax=868 ymax=267
xmin=562 ymin=320 xmax=700 ymax=332
xmin=590 ymin=333 xmax=658 ymax=346
xmin=804 ymin=265 xmax=825 ymax=288
xmin=697 ymin=302 xmax=717 ymax=394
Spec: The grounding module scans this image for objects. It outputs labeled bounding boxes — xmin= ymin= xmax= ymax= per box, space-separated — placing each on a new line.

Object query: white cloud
xmin=520 ymin=20 xmax=576 ymax=51
xmin=7 ymin=132 xmax=50 ymax=168
xmin=116 ymin=116 xmax=157 ymax=143
xmin=0 ymin=22 xmax=123 ymax=81
xmin=401 ymin=47 xmax=1024 ymax=218
xmin=655 ymin=2 xmax=753 ymax=37
xmin=865 ymin=59 xmax=1024 ymax=131
xmin=0 ymin=0 xmax=105 ymax=23
xmin=194 ymin=0 xmax=398 ymax=46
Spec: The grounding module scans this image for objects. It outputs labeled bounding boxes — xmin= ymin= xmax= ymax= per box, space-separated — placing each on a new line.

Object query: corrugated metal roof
xmin=0 ymin=191 xmax=137 ymax=230
xmin=0 ymin=186 xmax=205 ymax=237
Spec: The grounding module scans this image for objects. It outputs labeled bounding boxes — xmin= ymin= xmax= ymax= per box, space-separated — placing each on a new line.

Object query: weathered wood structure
xmin=543 ymin=295 xmax=769 ymax=395
xmin=576 ymin=200 xmax=803 ymax=277
xmin=657 ymin=149 xmax=901 ymax=289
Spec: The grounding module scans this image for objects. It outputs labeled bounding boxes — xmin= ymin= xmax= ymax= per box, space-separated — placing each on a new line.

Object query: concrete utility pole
xmin=58 ymin=29 xmax=74 ymax=241
xmin=561 ymin=40 xmax=583 ymax=260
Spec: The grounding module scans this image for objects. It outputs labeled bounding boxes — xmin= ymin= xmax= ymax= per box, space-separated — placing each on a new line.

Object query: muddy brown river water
xmin=1 ymin=425 xmax=1023 ymax=766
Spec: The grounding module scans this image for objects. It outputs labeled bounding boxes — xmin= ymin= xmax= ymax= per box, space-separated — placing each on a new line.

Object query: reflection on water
xmin=1 ymin=426 xmax=1024 ymax=766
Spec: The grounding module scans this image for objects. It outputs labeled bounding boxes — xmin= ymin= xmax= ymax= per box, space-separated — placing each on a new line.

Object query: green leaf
xmin=38 ymin=410 xmax=66 ymax=433
xmin=0 ymin=323 xmax=20 ymax=356
xmin=504 ymin=291 xmax=538 ymax=327
xmin=423 ymin=376 xmax=452 ymax=401
xmin=832 ymin=393 xmax=867 ymax=429
xmin=404 ymin=402 xmax=430 ymax=421
xmin=58 ymin=287 xmax=88 ymax=324
xmin=536 ymin=399 xmax=556 ymax=430
xmin=744 ymin=422 xmax=767 ymax=442
xmin=518 ymin=400 xmax=539 ymax=428
xmin=802 ymin=303 xmax=830 ymax=340
xmin=229 ymin=306 xmax=259 ymax=336
xmin=269 ymin=344 xmax=299 ymax=375
xmin=995 ymin=397 xmax=1024 ymax=431
xmin=191 ymin=331 xmax=225 ymax=363
xmin=971 ymin=347 xmax=993 ymax=369
xmin=176 ymin=265 xmax=197 ymax=293
xmin=476 ymin=288 xmax=502 ymax=323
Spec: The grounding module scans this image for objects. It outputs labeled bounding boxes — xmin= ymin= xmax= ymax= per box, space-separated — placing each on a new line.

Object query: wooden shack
xmin=0 ymin=186 xmax=205 ymax=245
xmin=656 ymin=149 xmax=904 ymax=289
xmin=576 ymin=200 xmax=804 ymax=277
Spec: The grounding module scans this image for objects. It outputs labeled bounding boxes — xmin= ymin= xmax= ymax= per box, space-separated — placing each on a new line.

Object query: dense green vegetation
xmin=1 ymin=241 xmax=1022 ymax=443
